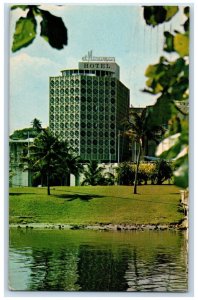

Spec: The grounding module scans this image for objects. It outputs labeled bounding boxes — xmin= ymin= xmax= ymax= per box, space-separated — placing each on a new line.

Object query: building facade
xmin=49 ymin=53 xmax=130 ymax=162
xmin=9 ymin=138 xmax=33 ymax=187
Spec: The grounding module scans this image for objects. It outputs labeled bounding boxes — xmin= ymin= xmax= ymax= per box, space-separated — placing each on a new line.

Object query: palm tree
xmin=126 ymin=108 xmax=164 ymax=194
xmin=81 ymin=161 xmax=104 ymax=186
xmin=27 ymin=129 xmax=80 ymax=195
xmin=54 ymin=145 xmax=83 ymax=186
xmin=28 ymin=129 xmax=59 ymax=195
xmin=31 ymin=118 xmax=42 ymax=133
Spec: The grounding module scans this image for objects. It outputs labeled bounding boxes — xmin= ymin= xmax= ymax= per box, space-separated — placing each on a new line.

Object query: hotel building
xmin=49 ymin=52 xmax=130 ymax=162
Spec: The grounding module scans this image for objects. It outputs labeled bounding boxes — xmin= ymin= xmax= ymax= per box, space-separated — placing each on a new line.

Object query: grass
xmin=9 ymin=185 xmax=184 ymax=225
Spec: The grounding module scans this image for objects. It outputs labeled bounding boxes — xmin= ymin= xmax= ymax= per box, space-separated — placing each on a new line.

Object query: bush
xmin=116 ymin=160 xmax=173 ymax=186
xmin=98 ymin=173 xmax=115 ymax=186
xmin=116 ymin=162 xmax=135 ymax=185
xmin=154 ymin=160 xmax=173 ymax=185
xmin=137 ymin=163 xmax=156 ymax=185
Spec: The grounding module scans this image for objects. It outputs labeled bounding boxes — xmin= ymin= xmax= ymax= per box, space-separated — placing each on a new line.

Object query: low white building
xmin=9 ymin=138 xmax=34 ymax=187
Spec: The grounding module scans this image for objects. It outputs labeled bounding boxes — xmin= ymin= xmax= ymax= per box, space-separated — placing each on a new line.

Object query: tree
xmin=125 ymin=108 xmax=164 ymax=193
xmin=9 ymin=169 xmax=15 ymax=187
xmin=143 ymin=6 xmax=189 ymax=189
xmin=26 ymin=129 xmax=80 ymax=195
xmin=10 ymin=118 xmax=43 ymax=140
xmin=51 ymin=146 xmax=83 ymax=186
xmin=31 ymin=118 xmax=42 ymax=133
xmin=81 ymin=161 xmax=105 ymax=186
xmin=10 ymin=127 xmax=37 ymax=140
xmin=11 ymin=5 xmax=67 ymax=52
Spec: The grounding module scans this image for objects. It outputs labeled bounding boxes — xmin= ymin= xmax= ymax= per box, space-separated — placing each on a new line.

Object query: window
xmin=111 ymin=80 xmax=115 ymax=87
xmin=81 ymin=131 xmax=86 ymax=137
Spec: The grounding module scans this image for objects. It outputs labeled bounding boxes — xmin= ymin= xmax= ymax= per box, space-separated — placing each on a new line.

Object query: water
xmin=9 ymin=228 xmax=188 ymax=292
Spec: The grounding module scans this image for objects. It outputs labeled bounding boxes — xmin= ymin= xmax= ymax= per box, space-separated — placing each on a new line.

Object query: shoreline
xmin=9 ymin=219 xmax=188 ymax=231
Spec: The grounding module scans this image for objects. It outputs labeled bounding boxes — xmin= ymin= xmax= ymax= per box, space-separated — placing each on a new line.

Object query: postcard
xmin=8 ymin=3 xmax=189 ymax=293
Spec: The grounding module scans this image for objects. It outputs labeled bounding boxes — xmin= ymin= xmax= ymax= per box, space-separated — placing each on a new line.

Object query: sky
xmin=9 ymin=4 xmax=186 ymax=133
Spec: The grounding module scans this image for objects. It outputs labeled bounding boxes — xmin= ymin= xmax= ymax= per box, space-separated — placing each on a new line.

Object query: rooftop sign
xmin=82 ymin=50 xmax=115 ymax=62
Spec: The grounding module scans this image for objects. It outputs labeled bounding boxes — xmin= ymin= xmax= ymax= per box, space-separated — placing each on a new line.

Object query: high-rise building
xmin=49 ymin=52 xmax=130 ymax=162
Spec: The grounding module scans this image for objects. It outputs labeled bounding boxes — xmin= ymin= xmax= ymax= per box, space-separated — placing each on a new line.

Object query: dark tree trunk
xmin=41 ymin=175 xmax=43 ymax=187
xmin=47 ymin=172 xmax=50 ymax=195
xmin=133 ymin=142 xmax=142 ymax=194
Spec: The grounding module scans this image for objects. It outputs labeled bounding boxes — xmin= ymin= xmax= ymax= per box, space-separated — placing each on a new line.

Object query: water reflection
xmin=9 ymin=229 xmax=188 ymax=292
xmin=77 ymin=246 xmax=129 ymax=291
xmin=29 ymin=248 xmax=80 ymax=291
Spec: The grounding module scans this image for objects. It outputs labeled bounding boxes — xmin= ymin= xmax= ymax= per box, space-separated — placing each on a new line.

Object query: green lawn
xmin=9 ymin=185 xmax=184 ymax=225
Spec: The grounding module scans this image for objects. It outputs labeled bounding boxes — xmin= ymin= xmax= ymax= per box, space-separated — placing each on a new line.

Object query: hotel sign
xmin=78 ymin=61 xmax=119 ymax=79
xmin=82 ymin=50 xmax=115 ymax=62
xmin=79 ymin=51 xmax=119 ymax=79
xmin=79 ymin=62 xmax=113 ymax=69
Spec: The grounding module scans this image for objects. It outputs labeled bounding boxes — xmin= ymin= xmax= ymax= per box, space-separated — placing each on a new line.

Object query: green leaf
xmin=40 ymin=10 xmax=67 ymax=49
xmin=153 ymin=82 xmax=163 ymax=94
xmin=145 ymin=56 xmax=188 ymax=97
xmin=145 ymin=64 xmax=158 ymax=78
xmin=164 ymin=6 xmax=179 ymax=21
xmin=184 ymin=6 xmax=190 ymax=17
xmin=170 ymin=78 xmax=189 ymax=100
xmin=12 ymin=16 xmax=37 ymax=52
xmin=174 ymin=33 xmax=189 ymax=57
xmin=146 ymin=77 xmax=153 ymax=87
xmin=171 ymin=58 xmax=185 ymax=76
xmin=143 ymin=6 xmax=178 ymax=26
xmin=143 ymin=6 xmax=167 ymax=26
xmin=183 ymin=18 xmax=189 ymax=33
xmin=145 ymin=78 xmax=163 ymax=94
xmin=164 ymin=31 xmax=174 ymax=52
xmin=145 ymin=58 xmax=169 ymax=80
xmin=146 ymin=96 xmax=177 ymax=129
xmin=155 ymin=118 xmax=188 ymax=189
xmin=173 ymin=155 xmax=188 ymax=188
xmin=11 ymin=5 xmax=29 ymax=11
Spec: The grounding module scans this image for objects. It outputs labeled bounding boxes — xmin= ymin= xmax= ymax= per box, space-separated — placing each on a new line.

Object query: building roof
xmin=9 ymin=138 xmax=34 ymax=143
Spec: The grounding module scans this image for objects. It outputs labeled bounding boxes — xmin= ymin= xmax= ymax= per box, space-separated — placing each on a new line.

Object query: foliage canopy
xmin=143 ymin=6 xmax=189 ymax=189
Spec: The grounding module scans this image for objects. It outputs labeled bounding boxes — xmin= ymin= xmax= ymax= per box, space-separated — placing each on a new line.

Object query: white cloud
xmin=10 ymin=52 xmax=61 ymax=71
xmin=9 ymin=53 xmax=62 ymax=133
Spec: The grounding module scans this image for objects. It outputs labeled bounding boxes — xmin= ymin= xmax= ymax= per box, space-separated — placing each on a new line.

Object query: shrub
xmin=116 ymin=162 xmax=135 ymax=185
xmin=117 ymin=161 xmax=173 ymax=186
xmin=98 ymin=172 xmax=115 ymax=186
xmin=155 ymin=160 xmax=173 ymax=185
xmin=137 ymin=163 xmax=156 ymax=184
